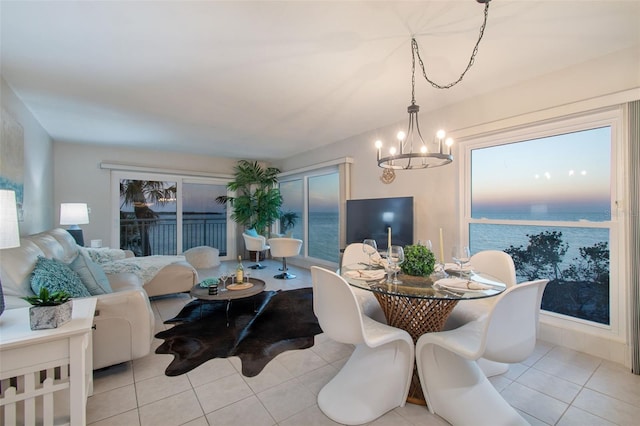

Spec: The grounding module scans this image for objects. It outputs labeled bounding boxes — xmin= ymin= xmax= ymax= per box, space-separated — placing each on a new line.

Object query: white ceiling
xmin=2 ymin=1 xmax=639 ymax=160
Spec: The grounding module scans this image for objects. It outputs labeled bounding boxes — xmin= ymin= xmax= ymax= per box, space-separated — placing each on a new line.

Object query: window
xmin=464 ymin=110 xmax=621 ymax=329
xmin=112 ymin=172 xmax=232 ymax=257
xmin=279 ymin=161 xmax=349 ymax=265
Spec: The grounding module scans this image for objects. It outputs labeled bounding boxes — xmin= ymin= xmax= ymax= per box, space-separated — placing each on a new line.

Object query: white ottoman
xmin=184 ymin=246 xmax=220 ymax=269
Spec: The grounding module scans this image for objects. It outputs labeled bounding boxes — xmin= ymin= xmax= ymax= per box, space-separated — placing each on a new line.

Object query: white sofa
xmin=1 ymin=228 xmax=183 ymax=369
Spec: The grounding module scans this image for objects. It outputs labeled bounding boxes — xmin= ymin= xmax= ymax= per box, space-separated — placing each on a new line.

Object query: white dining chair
xmin=416 ymin=279 xmax=549 ymax=426
xmin=242 ymin=232 xmax=269 ymax=269
xmin=340 ymin=243 xmax=387 ymax=324
xmin=311 ymin=266 xmax=414 ymax=425
xmin=267 ymin=237 xmax=302 ymax=279
xmin=444 ymin=250 xmax=518 ymax=376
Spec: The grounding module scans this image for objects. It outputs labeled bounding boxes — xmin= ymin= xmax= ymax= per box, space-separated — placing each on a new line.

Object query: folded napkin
xmin=435 ymin=277 xmax=491 ymax=292
xmin=344 ymin=269 xmax=386 ymax=280
xmin=444 ymin=263 xmax=473 ymax=272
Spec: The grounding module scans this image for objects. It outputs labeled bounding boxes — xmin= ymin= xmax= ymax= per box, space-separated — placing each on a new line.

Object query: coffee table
xmin=190 ymin=278 xmax=266 ymax=325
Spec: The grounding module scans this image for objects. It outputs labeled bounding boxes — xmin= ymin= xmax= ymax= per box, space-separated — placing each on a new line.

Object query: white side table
xmin=0 ymin=297 xmax=96 ymax=426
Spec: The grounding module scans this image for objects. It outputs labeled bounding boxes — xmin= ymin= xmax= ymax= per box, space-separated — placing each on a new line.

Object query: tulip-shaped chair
xmin=416 ymin=279 xmax=549 ymax=426
xmin=444 ymin=250 xmax=518 ymax=376
xmin=311 ymin=266 xmax=414 ymax=425
xmin=340 ymin=243 xmax=387 ymax=324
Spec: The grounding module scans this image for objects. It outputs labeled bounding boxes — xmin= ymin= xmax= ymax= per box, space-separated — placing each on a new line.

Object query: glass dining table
xmin=341 ymin=263 xmax=507 ymax=405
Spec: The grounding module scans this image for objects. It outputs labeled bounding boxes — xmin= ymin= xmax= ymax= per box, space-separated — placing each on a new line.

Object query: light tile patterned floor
xmin=87 ymin=260 xmax=640 ymax=426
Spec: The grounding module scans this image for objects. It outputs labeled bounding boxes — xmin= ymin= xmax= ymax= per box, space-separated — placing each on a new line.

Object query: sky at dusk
xmin=471 ymin=126 xmax=611 ymax=216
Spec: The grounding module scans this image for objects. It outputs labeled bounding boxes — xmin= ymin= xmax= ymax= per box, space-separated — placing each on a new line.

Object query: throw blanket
xmin=100 ymin=255 xmax=186 ymax=284
xmin=155 ymin=287 xmax=323 ymax=377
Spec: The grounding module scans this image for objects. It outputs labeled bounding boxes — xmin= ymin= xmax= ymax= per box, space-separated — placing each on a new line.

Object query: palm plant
xmin=216 ymin=160 xmax=282 ymax=234
xmin=120 ymin=180 xmax=177 ymax=255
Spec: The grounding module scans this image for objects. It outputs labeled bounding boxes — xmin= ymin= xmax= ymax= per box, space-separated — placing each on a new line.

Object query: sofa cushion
xmin=71 ymin=251 xmax=113 ymax=295
xmin=30 ymin=256 xmax=91 ymax=298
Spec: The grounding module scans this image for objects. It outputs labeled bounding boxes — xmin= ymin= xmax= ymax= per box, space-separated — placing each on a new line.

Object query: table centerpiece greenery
xmin=401 ymin=244 xmax=436 ymax=277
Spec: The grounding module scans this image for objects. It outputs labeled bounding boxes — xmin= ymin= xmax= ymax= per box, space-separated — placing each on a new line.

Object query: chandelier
xmin=376 ymin=0 xmax=492 ymax=171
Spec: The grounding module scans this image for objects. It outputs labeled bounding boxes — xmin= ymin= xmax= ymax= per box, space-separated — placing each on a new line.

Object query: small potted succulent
xmin=23 ymin=288 xmax=73 ymax=330
xmin=401 ymin=244 xmax=436 ymax=277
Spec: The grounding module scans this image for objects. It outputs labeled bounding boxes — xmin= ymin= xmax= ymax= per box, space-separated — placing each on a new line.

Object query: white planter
xmin=29 ymin=300 xmax=73 ymax=330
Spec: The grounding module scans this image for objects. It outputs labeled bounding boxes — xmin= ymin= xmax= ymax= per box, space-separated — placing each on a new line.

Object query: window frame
xmin=278 ymin=158 xmax=351 ymax=269
xmin=460 ymin=107 xmax=627 ymax=341
xmin=110 ymin=170 xmax=235 ymax=259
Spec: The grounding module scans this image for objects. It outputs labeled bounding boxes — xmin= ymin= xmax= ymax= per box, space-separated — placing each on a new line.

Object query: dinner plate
xmin=434 ymin=277 xmax=491 ymax=292
xmin=344 ymin=269 xmax=386 ymax=280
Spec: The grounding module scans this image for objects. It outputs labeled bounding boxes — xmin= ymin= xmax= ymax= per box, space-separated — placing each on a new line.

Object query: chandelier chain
xmin=412 ymin=1 xmax=490 ymax=91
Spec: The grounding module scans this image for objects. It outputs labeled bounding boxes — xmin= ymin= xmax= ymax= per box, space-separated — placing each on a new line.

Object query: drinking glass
xmin=451 ymin=246 xmax=471 ymax=276
xmin=362 ymin=239 xmax=378 ymax=269
xmin=418 ymin=239 xmax=433 ymax=251
xmin=387 ymin=245 xmax=405 ymax=284
xmin=219 ymin=274 xmax=229 ymax=292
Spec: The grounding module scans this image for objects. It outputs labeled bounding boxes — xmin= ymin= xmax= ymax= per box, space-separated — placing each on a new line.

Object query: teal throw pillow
xmin=244 ymin=228 xmax=259 ymax=237
xmin=30 ymin=256 xmax=91 ymax=298
xmin=70 ymin=251 xmax=113 ymax=295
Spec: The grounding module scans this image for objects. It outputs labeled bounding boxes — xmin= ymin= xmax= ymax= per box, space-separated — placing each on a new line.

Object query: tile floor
xmin=86 ymin=260 xmax=640 ymax=426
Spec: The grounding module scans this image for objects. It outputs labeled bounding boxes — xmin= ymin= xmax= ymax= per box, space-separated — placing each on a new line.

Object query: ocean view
xmin=126 ymin=210 xmax=608 ymax=270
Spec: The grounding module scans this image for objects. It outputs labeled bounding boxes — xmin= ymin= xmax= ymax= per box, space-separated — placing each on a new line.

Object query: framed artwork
xmin=1 ymin=107 xmax=24 ymax=220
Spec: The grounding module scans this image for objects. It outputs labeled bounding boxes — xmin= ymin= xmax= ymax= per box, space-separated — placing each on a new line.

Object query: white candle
xmin=439 ymin=228 xmax=445 ymax=264
xmin=388 ymin=227 xmax=392 ymax=250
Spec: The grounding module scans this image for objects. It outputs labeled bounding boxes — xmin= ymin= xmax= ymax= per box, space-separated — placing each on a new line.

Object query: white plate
xmin=435 ymin=277 xmax=491 ymax=292
xmin=344 ymin=270 xmax=386 ymax=280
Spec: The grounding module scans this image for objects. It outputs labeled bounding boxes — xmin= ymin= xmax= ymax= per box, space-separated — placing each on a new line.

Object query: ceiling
xmin=1 ymin=1 xmax=639 ymax=160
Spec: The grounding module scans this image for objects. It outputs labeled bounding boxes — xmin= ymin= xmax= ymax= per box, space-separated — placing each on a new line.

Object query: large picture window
xmin=279 ymin=164 xmax=344 ymax=265
xmin=464 ymin=110 xmax=621 ymax=328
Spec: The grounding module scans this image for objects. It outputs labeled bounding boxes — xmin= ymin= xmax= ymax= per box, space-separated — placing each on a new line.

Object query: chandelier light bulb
xmin=389 ymin=147 xmax=397 ymax=155
xmin=397 ymin=131 xmax=406 ymax=141
xmin=436 ymin=129 xmax=446 ymax=140
xmin=375 ymin=140 xmax=382 ymax=149
xmin=420 ymin=146 xmax=428 ymax=154
xmin=445 ymin=138 xmax=454 ymax=147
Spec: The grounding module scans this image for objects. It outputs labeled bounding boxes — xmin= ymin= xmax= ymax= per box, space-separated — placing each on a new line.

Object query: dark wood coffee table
xmin=190 ymin=278 xmax=266 ymax=325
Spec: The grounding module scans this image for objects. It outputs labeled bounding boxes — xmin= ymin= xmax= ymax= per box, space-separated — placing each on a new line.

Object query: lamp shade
xmin=60 ymin=203 xmax=89 ymax=226
xmin=0 ymin=189 xmax=20 ymax=249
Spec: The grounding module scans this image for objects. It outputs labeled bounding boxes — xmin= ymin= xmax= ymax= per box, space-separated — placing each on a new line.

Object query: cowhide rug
xmin=154 ymin=287 xmax=322 ymax=377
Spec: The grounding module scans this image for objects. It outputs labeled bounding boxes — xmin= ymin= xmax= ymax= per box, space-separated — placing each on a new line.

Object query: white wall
xmin=53 ymin=142 xmax=240 ymax=246
xmin=1 ymin=76 xmax=54 ymax=235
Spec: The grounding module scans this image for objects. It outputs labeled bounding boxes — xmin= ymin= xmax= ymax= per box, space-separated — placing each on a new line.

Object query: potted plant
xmin=216 ymin=160 xmax=283 ymax=235
xmin=401 ymin=244 xmax=436 ymax=277
xmin=23 ymin=288 xmax=73 ymax=330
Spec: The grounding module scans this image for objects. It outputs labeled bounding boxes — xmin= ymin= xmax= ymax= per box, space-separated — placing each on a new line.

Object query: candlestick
xmin=388 ymin=227 xmax=392 ymax=250
xmin=439 ymin=228 xmax=445 ymax=264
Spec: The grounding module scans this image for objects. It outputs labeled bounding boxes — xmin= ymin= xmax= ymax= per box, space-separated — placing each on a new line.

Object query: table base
xmin=373 ymin=293 xmax=459 ymax=405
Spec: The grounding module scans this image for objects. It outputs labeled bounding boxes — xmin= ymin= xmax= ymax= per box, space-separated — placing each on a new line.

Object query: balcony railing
xmin=120 ymin=217 xmax=227 ymax=257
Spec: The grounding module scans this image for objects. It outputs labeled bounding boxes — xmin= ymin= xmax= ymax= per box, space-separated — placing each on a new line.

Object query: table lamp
xmin=60 ymin=202 xmax=89 ymax=246
xmin=0 ymin=189 xmax=21 ymax=316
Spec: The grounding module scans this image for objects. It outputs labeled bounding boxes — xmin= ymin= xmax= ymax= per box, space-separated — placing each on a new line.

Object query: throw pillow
xmin=70 ymin=251 xmax=113 ymax=295
xmin=244 ymin=228 xmax=259 ymax=237
xmin=30 ymin=256 xmax=91 ymax=298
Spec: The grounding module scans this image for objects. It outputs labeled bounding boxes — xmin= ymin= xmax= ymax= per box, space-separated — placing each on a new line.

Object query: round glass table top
xmin=340 ymin=264 xmax=506 ymax=300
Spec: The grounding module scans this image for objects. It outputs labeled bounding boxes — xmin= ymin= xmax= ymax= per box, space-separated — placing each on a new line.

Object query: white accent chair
xmin=267 ymin=237 xmax=302 ymax=279
xmin=242 ymin=233 xmax=269 ymax=269
xmin=311 ymin=266 xmax=414 ymax=425
xmin=341 ymin=243 xmax=387 ymax=324
xmin=444 ymin=250 xmax=518 ymax=376
xmin=416 ymin=279 xmax=549 ymax=426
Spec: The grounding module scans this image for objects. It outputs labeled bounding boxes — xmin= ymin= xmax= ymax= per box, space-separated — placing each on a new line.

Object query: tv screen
xmin=346 ymin=196 xmax=414 ymax=250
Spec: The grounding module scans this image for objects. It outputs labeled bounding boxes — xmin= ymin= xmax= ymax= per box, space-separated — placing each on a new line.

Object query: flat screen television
xmin=346 ymin=196 xmax=413 ymax=250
